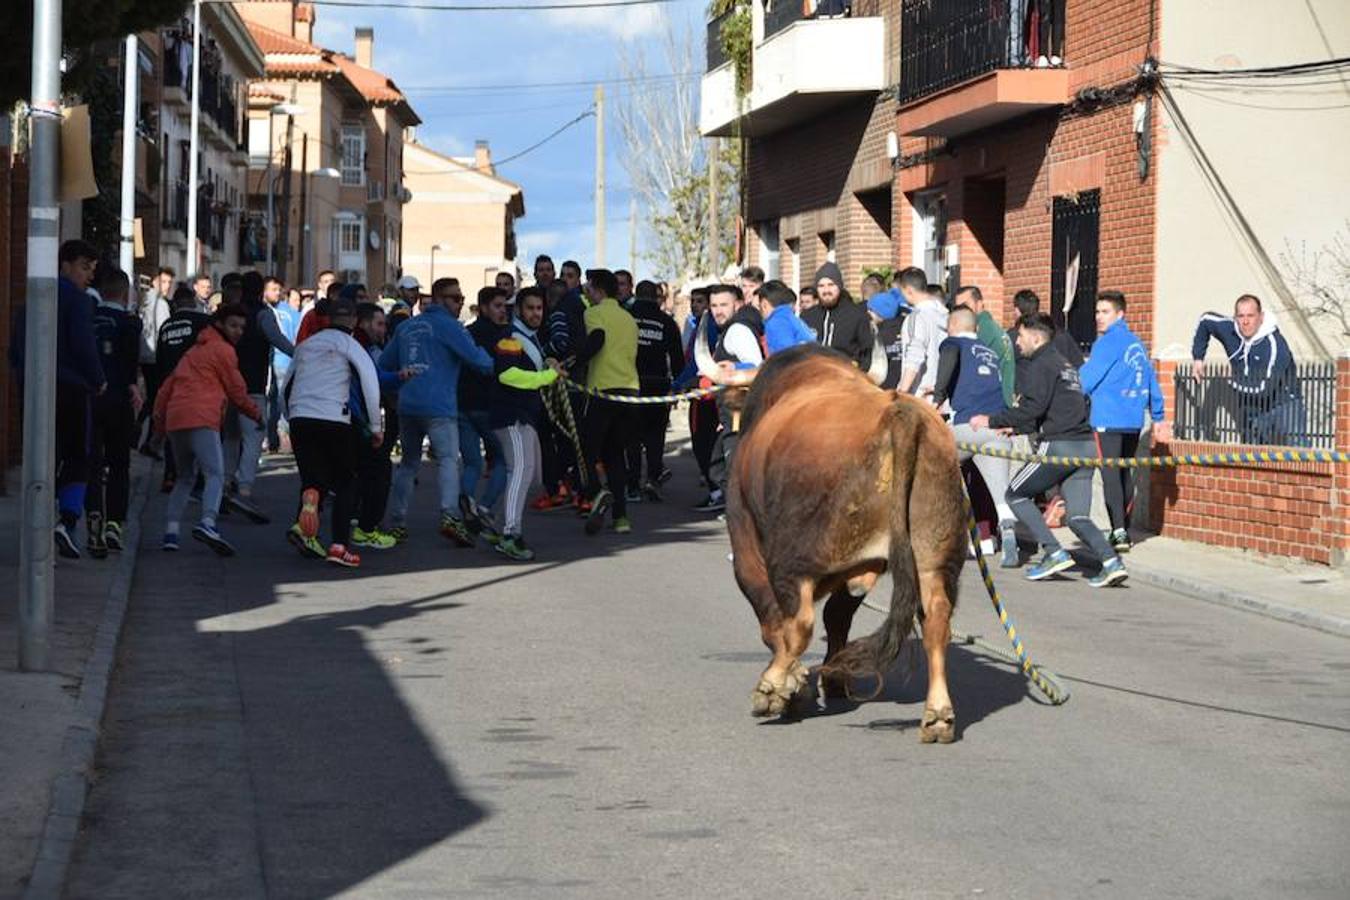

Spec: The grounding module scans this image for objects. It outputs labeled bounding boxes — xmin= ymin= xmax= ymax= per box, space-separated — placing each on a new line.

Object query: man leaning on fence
xmin=1190 ymin=294 xmax=1305 ymax=446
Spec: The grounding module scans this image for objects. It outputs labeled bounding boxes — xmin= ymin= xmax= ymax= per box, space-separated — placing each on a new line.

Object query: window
xmin=1051 ymin=189 xmax=1100 ymax=352
xmin=338 ymin=219 xmax=363 ymax=254
xmin=911 ymin=191 xmax=947 ymax=287
xmin=786 ymin=238 xmax=800 ymax=292
xmin=756 ymin=220 xmax=780 ymax=280
xmin=247 ymin=115 xmax=269 ymax=165
xmin=340 ymin=124 xmax=365 ymax=186
xmin=821 ymin=230 xmax=836 ymax=264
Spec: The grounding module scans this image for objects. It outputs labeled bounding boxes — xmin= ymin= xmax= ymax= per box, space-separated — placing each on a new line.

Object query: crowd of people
xmin=13 ymin=238 xmax=1297 ymax=586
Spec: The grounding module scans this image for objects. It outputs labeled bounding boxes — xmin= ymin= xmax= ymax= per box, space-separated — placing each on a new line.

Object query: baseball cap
xmin=397 ymin=275 xmax=420 ymax=290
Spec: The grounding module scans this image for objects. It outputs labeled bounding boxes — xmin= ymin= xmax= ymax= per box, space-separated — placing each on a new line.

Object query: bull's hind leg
xmin=751 ymin=580 xmax=817 ymax=717
xmin=916 ymin=567 xmax=957 ymax=743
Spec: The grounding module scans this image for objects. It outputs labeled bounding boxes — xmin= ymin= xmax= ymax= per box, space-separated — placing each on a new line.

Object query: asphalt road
xmin=65 ymin=445 xmax=1350 ymax=900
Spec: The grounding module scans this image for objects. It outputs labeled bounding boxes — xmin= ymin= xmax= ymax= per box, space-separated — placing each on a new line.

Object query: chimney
xmin=354 ymin=26 xmax=374 ymax=69
xmin=474 ymin=140 xmax=492 ymax=173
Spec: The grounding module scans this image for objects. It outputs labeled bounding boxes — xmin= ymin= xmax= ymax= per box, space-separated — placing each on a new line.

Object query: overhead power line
xmin=403 ymin=72 xmax=696 ymax=94
xmin=405 ymin=106 xmax=594 ymax=173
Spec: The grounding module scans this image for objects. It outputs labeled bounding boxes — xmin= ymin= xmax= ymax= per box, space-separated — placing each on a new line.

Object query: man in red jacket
xmin=153 ymin=305 xmax=261 ymax=556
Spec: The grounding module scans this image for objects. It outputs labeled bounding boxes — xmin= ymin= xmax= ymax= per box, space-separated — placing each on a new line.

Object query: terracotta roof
xmin=248 ymin=83 xmax=287 ymax=102
xmin=331 ymin=54 xmax=421 ymax=125
xmin=245 ymin=20 xmax=322 ymax=56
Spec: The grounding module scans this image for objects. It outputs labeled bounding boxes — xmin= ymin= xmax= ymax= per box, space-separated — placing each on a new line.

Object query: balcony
xmin=700 ymin=6 xmax=885 ymax=138
xmin=897 ymin=0 xmax=1068 ymax=137
xmin=162 ymin=180 xmax=189 ymax=240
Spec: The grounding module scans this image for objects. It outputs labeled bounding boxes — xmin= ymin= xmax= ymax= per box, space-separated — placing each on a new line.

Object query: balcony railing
xmin=899 ymin=0 xmax=1026 ymax=103
xmin=707 ymin=9 xmax=734 ymax=71
xmin=164 ymin=180 xmax=188 ymax=232
xmin=764 ymin=0 xmax=850 ymax=40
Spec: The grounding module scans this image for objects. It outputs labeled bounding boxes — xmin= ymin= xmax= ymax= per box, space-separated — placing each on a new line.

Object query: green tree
xmin=0 ymin=0 xmax=188 ymax=109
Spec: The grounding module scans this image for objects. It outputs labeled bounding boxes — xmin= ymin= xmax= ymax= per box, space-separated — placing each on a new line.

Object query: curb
xmin=1126 ymin=560 xmax=1350 ymax=640
xmin=21 ymin=462 xmax=152 ymax=900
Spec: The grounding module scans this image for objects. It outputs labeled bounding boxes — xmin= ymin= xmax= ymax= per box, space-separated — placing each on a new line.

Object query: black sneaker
xmin=624 ymin=486 xmax=643 ymax=504
xmin=1110 ymin=528 xmax=1132 ymax=553
xmin=693 ymin=490 xmax=725 ymax=513
xmin=104 ymin=520 xmax=125 ymax=552
xmin=656 ymin=468 xmax=673 ymax=486
xmin=585 ymin=490 xmax=613 ymax=536
xmin=54 ymin=523 xmax=81 ymax=559
xmin=459 ymin=495 xmax=484 ymax=535
xmin=640 ymin=479 xmax=663 ymax=502
xmin=227 ymin=492 xmax=271 ymax=524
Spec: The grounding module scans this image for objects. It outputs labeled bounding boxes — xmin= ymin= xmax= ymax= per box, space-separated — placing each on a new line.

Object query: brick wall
xmin=1149 ymin=358 xmax=1350 ymax=567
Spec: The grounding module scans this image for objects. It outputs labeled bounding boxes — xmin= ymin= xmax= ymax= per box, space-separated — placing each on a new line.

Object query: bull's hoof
xmin=750 ymin=661 xmax=812 ymax=718
xmin=918 ymin=705 xmax=956 ymax=744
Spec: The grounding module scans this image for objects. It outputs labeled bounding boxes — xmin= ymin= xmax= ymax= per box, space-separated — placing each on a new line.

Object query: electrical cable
xmin=257 ymin=0 xmax=687 ymax=11
xmin=1158 ymin=56 xmax=1350 ymax=78
xmin=403 ymin=106 xmax=594 ymax=173
xmin=403 ymin=72 xmax=696 ymax=94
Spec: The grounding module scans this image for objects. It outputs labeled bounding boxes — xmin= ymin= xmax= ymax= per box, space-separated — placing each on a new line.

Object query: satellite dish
xmin=368 ymin=229 xmax=381 ymax=251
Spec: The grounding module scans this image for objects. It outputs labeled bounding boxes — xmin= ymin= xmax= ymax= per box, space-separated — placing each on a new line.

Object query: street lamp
xmin=299 ymin=166 xmax=342 ymax=283
xmin=430 ymin=243 xmax=444 ymax=283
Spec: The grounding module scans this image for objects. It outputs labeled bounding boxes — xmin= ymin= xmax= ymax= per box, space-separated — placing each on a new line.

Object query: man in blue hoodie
xmin=1080 ymin=291 xmax=1169 ymax=552
xmin=9 ymin=240 xmax=107 ymax=558
xmin=1191 ymin=293 xmax=1303 ymax=446
xmin=379 ymin=276 xmax=493 ymax=545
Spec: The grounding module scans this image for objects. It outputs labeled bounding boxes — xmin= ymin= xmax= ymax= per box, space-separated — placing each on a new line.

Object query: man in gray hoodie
xmin=894 ymin=266 xmax=949 ymax=398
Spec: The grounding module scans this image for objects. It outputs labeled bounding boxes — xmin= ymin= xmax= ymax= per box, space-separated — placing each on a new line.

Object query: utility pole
xmin=20 ymin=0 xmax=62 ymax=671
xmin=119 ymin=35 xmax=139 ymax=274
xmin=296 ymin=132 xmax=309 ymax=283
xmin=594 ymin=84 xmax=605 ymax=267
xmin=277 ymin=93 xmax=296 ymax=282
xmin=708 ymin=137 xmax=720 ymax=279
xmin=628 ymin=195 xmax=637 ymax=275
xmin=185 ymin=0 xmax=202 ymax=274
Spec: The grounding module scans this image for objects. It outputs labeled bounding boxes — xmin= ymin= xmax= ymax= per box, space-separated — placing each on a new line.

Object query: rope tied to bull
xmin=563 ymin=378 xmax=726 ymax=404
xmin=542 ymin=380 xmax=589 ymax=476
xmin=954 ymin=443 xmax=1350 ymax=467
xmin=861 ymin=497 xmax=1072 ymax=706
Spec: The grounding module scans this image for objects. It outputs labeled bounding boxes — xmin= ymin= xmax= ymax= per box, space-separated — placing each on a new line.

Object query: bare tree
xmin=614 ymin=17 xmax=738 ymax=282
xmin=1282 ymin=221 xmax=1350 ymax=344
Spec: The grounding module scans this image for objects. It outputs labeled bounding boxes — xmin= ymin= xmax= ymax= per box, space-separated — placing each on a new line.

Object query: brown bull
xmin=706 ymin=337 xmax=968 ymax=742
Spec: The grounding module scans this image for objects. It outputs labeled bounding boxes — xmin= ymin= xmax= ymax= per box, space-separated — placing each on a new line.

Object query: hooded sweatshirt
xmin=284 ymin=325 xmax=381 ymax=427
xmin=801 ymin=263 xmax=873 ymax=370
xmin=491 ymin=315 xmax=559 ymax=428
xmin=1190 ymin=308 xmax=1298 ymax=400
xmin=898 ymin=297 xmax=950 ymax=393
xmin=1080 ymin=318 xmax=1165 ymax=431
xmin=378 ymin=303 xmax=493 ymax=419
xmin=153 ymin=326 xmax=259 ymax=432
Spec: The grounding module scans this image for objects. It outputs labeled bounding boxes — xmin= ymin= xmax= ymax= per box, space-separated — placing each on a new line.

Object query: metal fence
xmin=1172 ymin=361 xmax=1338 ymax=450
xmin=898 ymin=0 xmax=1017 ymax=103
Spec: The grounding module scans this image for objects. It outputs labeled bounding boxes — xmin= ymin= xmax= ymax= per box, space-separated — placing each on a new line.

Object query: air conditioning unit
xmin=340 ymin=269 xmax=363 ymax=284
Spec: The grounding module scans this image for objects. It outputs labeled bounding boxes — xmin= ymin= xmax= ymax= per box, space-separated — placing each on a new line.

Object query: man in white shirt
xmin=694 ymin=283 xmax=764 ymax=513
xmin=894 ymin=266 xmax=949 ymax=398
xmin=283 ymin=291 xmax=383 ymax=568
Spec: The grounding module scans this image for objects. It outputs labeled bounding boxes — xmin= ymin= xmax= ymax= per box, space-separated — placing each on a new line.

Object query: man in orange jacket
xmin=153 ymin=304 xmax=262 ymax=555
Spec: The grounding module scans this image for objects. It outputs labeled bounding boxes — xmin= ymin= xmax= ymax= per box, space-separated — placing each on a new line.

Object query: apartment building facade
xmin=239 ymin=2 xmax=419 ymax=288
xmin=401 ymin=137 xmax=525 ymax=294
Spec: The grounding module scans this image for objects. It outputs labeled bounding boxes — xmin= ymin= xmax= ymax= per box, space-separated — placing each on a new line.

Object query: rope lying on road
xmin=563 ymin=379 xmax=725 ymax=404
xmin=863 ymin=500 xmax=1071 ymax=706
xmin=955 ymin=443 xmax=1350 ymax=467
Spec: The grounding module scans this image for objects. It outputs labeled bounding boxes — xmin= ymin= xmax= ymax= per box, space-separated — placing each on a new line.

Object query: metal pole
xmin=594 ymin=84 xmax=605 ymax=267
xmin=266 ymin=174 xmax=274 ymax=272
xmin=430 ymin=245 xmax=436 ymax=283
xmin=184 ymin=0 xmax=202 ymax=274
xmin=708 ymin=136 xmax=720 ymax=278
xmin=119 ymin=34 xmax=138 ymax=274
xmin=277 ymin=108 xmax=295 ymax=283
xmin=19 ymin=0 xmax=62 ymax=671
xmin=296 ymin=132 xmax=308 ymax=284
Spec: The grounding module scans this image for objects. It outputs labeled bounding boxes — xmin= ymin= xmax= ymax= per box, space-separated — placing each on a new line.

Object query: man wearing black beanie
xmin=800 ymin=261 xmax=875 ymax=370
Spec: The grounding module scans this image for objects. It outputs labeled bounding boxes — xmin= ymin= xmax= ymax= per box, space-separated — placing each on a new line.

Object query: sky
xmin=309 ymin=0 xmax=707 ymax=278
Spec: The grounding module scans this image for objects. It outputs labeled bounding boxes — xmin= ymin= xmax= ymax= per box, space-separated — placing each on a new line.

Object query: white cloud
xmin=542 ymin=4 xmax=667 ymax=40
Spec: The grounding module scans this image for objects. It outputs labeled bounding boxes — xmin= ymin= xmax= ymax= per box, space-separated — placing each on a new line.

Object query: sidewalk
xmin=0 ymin=458 xmax=151 ymax=900
xmin=1048 ymin=524 xmax=1350 ymax=638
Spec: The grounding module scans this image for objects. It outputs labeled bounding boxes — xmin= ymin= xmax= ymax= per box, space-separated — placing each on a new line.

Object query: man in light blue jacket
xmin=379 ymin=278 xmax=493 ymax=546
xmin=1079 ymin=290 xmax=1170 ymax=552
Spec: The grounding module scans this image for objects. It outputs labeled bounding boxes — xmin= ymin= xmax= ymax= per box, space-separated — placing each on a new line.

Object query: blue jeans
xmin=458 ymin=408 xmax=507 ymax=509
xmin=389 ymin=415 xmax=461 ymax=525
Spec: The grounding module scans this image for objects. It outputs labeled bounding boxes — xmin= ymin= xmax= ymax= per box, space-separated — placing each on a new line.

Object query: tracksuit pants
xmin=495 ymin=421 xmax=543 ymax=537
xmin=289 ymin=417 xmax=358 ymax=546
xmin=223 ymin=392 xmax=267 ymax=490
xmin=87 ymin=398 xmax=135 ymax=525
xmin=625 ymin=382 xmax=671 ymax=484
xmin=952 ymin=422 xmax=1015 ymax=524
xmin=56 ymin=383 xmax=93 ymax=528
xmin=689 ymin=397 xmax=718 ymax=482
xmin=706 ymin=399 xmax=739 ymax=496
xmin=1095 ymin=430 xmax=1140 ymax=532
xmin=355 ymin=423 xmax=392 ymax=533
xmin=584 ymin=392 xmax=635 ymax=518
xmin=1006 ymin=438 xmax=1117 ymax=565
xmin=165 ymin=428 xmax=224 ymax=532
